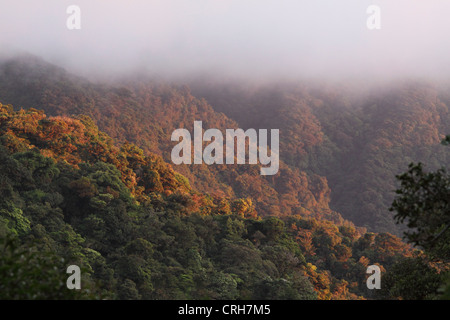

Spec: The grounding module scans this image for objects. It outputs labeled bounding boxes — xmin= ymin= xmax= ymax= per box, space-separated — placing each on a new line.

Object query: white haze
xmin=1 ymin=0 xmax=450 ymax=82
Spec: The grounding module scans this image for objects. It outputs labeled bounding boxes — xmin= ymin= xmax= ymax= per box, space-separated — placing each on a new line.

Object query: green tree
xmin=390 ymin=135 xmax=450 ymax=299
xmin=0 ymin=232 xmax=98 ymax=299
xmin=380 ymin=257 xmax=442 ymax=300
xmin=391 ymin=161 xmax=450 ymax=261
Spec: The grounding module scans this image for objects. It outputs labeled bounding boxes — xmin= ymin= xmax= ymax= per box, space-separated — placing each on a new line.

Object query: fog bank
xmin=1 ymin=1 xmax=450 ymax=82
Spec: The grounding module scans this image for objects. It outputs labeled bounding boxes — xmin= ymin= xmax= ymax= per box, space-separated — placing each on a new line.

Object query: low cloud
xmin=1 ymin=0 xmax=450 ymax=81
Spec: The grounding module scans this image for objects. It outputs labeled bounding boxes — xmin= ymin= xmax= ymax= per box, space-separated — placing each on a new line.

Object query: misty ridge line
xmin=0 ymin=53 xmax=446 ymax=177
xmin=0 ymin=51 xmax=448 ymax=235
xmin=171 ymin=121 xmax=280 ymax=176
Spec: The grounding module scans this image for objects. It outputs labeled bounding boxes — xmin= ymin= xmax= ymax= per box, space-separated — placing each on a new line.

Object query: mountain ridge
xmin=0 ymin=55 xmax=349 ymax=228
xmin=0 ymin=55 xmax=448 ymax=235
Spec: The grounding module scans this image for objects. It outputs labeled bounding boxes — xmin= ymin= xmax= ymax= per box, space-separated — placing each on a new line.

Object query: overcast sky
xmin=1 ymin=0 xmax=450 ymax=81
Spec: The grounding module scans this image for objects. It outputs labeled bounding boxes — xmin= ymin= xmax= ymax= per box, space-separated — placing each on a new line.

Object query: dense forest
xmin=0 ymin=55 xmax=449 ymax=299
xmin=189 ymin=79 xmax=450 ymax=234
xmin=1 ymin=56 xmax=448 ymax=235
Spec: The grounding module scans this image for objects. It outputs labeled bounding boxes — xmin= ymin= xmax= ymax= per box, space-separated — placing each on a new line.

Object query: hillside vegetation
xmin=0 ymin=55 xmax=448 ymax=299
xmin=0 ymin=104 xmax=415 ymax=299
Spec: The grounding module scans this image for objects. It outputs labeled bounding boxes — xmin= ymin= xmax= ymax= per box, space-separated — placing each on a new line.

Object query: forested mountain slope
xmin=0 ymin=55 xmax=347 ymax=226
xmin=0 ymin=104 xmax=415 ymax=299
xmin=190 ymin=80 xmax=450 ymax=233
xmin=0 ymin=55 xmax=448 ymax=236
